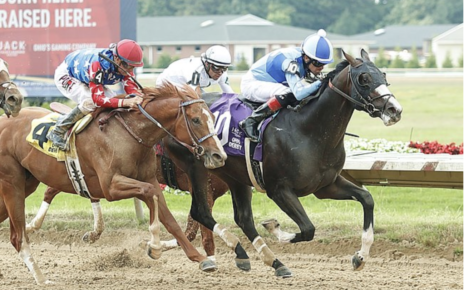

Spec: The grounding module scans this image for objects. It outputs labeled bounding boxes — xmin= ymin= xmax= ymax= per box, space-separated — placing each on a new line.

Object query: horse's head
xmin=143 ymin=83 xmax=227 ymax=169
xmin=0 ymin=58 xmax=23 ymax=118
xmin=337 ymin=49 xmax=402 ymax=126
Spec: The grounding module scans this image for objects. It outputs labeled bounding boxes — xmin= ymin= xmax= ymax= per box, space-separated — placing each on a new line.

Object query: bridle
xmin=137 ymin=99 xmax=216 ymax=159
xmin=328 ymin=60 xmax=395 ymax=118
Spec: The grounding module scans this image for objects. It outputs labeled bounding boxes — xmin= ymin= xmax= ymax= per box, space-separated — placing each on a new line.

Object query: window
xmin=176 ymin=46 xmax=182 ymax=53
xmin=195 ymin=46 xmax=201 ymax=52
xmin=157 ymin=46 xmax=162 ymax=53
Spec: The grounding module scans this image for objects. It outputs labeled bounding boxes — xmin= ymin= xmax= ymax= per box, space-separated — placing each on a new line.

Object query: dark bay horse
xmin=0 ymin=83 xmax=227 ymax=285
xmin=0 ymin=57 xmax=23 ymax=117
xmin=163 ymin=50 xmax=403 ymax=277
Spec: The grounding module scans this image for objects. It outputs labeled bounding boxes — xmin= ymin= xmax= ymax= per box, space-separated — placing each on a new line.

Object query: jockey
xmin=156 ymin=45 xmax=234 ymax=94
xmin=239 ymin=29 xmax=334 ymax=142
xmin=47 ymin=39 xmax=144 ymax=150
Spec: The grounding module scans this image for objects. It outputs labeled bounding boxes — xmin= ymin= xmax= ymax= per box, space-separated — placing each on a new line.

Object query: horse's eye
xmin=358 ymin=74 xmax=371 ymax=86
xmin=192 ymin=117 xmax=201 ymax=125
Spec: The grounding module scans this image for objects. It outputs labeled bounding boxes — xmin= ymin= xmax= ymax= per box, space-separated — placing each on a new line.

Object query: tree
xmin=235 ymin=55 xmax=249 ymax=71
xmin=375 ymin=47 xmax=389 ymax=68
xmin=441 ymin=52 xmax=454 ymax=68
xmin=389 ymin=47 xmax=405 ymax=68
xmin=266 ymin=2 xmax=295 ymax=26
xmin=156 ymin=53 xmax=179 ymax=68
xmin=406 ymin=46 xmax=421 ymax=68
xmin=424 ymin=54 xmax=437 ymax=68
xmin=458 ymin=53 xmax=463 ymax=68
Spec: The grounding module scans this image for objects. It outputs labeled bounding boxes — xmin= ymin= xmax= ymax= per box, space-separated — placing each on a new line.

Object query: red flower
xmin=408 ymin=141 xmax=463 ymax=155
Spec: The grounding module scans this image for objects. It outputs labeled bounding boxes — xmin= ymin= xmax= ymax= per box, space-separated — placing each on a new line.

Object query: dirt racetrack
xmin=0 ymin=228 xmax=461 ymax=290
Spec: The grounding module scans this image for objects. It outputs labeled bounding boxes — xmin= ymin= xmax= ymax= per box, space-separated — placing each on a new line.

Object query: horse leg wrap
xmin=213 ymin=224 xmax=239 ymax=249
xmin=252 ymin=236 xmax=276 ymax=267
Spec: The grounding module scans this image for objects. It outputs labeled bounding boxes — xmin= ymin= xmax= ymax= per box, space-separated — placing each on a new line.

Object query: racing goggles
xmin=310 ymin=59 xmax=325 ymax=68
xmin=210 ymin=64 xmax=228 ymax=73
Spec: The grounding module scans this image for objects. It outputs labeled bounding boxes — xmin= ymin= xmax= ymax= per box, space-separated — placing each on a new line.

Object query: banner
xmin=0 ymin=0 xmax=132 ymax=76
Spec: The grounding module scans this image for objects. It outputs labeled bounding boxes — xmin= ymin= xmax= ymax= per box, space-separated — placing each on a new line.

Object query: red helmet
xmin=116 ymin=39 xmax=144 ymax=67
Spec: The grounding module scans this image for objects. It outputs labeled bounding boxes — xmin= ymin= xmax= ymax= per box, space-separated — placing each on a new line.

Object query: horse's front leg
xmin=228 ymin=182 xmax=292 ymax=278
xmin=106 ymin=174 xmax=162 ymax=260
xmin=314 ymin=175 xmax=374 ymax=271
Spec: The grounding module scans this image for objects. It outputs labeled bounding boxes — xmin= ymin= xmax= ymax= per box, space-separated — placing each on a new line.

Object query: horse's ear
xmin=361 ymin=49 xmax=370 ymax=61
xmin=342 ymin=49 xmax=357 ymax=66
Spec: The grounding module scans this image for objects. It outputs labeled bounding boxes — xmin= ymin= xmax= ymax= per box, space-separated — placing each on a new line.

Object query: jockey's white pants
xmin=54 ymin=62 xmax=116 ymax=114
xmin=240 ymin=70 xmax=291 ymax=103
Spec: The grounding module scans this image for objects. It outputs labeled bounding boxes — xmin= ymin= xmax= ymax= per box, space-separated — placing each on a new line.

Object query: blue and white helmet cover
xmin=301 ymin=29 xmax=334 ymax=64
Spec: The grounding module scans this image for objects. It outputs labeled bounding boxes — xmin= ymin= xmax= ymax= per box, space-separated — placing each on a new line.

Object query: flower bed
xmin=344 ymin=138 xmax=463 ymax=155
xmin=408 ymin=141 xmax=463 ymax=155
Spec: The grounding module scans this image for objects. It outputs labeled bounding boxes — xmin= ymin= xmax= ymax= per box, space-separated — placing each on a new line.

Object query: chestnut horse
xmin=0 ymin=83 xmax=226 ymax=285
xmin=0 ymin=57 xmax=23 ymax=117
xmin=162 ymin=50 xmax=403 ymax=277
xmin=26 ymin=155 xmax=227 ymax=260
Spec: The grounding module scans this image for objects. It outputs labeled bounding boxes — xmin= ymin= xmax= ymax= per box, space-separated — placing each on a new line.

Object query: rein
xmin=328 ymin=63 xmax=393 ymax=118
xmin=137 ymin=99 xmax=215 ymax=158
xmin=99 ymin=98 xmax=215 ymax=159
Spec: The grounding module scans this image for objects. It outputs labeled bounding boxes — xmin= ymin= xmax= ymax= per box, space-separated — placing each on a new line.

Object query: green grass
xmin=18 ymin=183 xmax=463 ymax=249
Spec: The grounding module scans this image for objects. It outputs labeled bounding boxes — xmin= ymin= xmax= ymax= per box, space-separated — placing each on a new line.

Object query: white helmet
xmin=201 ymin=45 xmax=231 ymax=66
xmin=301 ymin=29 xmax=334 ymax=64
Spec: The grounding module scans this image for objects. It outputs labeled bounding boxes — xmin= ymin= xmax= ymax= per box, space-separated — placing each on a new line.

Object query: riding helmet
xmin=116 ymin=39 xmax=144 ymax=67
xmin=201 ymin=45 xmax=232 ymax=66
xmin=302 ymin=29 xmax=334 ymax=64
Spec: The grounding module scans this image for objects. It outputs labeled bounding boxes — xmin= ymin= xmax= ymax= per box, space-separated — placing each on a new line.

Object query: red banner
xmin=0 ymin=0 xmax=121 ymax=76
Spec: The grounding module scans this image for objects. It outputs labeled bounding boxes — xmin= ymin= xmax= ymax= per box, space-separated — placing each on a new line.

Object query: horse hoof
xmin=235 ymin=258 xmax=251 ymax=272
xmin=82 ymin=232 xmax=99 ymax=244
xmin=261 ymin=218 xmax=279 ymax=231
xmin=147 ymin=244 xmax=162 ymax=260
xmin=199 ymin=259 xmax=218 ymax=272
xmin=275 ymin=265 xmax=293 ymax=278
xmin=352 ymin=252 xmax=365 ymax=271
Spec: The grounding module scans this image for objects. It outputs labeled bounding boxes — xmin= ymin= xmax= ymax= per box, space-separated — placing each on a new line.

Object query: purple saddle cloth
xmin=210 ymin=93 xmax=273 ymax=161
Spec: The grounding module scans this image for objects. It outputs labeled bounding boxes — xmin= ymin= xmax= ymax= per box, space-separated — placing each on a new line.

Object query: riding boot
xmin=239 ymin=102 xmax=275 ymax=142
xmin=47 ymin=106 xmax=86 ymax=150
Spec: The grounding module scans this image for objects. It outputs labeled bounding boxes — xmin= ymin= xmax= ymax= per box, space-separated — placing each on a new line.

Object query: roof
xmin=137 ymin=14 xmax=349 ymax=45
xmin=350 ymin=24 xmax=458 ymax=49
xmin=433 ymin=23 xmax=463 ymax=43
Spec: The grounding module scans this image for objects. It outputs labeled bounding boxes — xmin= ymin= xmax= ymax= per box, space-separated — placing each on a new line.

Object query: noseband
xmin=328 ymin=61 xmax=395 ymax=118
xmin=137 ymin=99 xmax=216 ymax=159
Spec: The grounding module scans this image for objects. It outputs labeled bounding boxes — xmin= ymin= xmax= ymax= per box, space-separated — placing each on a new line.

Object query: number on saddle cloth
xmin=209 ymin=93 xmax=270 ymax=161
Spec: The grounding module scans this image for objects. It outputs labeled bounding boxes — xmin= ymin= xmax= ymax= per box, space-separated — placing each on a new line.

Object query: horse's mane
xmin=320 ymin=60 xmax=349 ymax=90
xmin=142 ymin=82 xmax=198 ymax=102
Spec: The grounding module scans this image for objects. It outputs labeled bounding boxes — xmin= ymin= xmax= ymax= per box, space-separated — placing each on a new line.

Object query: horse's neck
xmin=297 ymin=76 xmax=354 ymax=146
xmin=123 ymin=99 xmax=179 ymax=147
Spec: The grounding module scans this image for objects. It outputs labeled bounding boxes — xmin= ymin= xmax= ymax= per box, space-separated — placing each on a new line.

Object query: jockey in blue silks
xmin=239 ymin=29 xmax=334 ymax=142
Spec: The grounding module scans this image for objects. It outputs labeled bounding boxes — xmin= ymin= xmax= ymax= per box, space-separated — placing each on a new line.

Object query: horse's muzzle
xmin=203 ymin=151 xmax=227 ymax=169
xmin=381 ymin=97 xmax=402 ymax=126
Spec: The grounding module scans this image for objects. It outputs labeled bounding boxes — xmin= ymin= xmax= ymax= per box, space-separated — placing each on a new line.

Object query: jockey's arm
xmin=88 ymin=61 xmax=120 ymax=108
xmin=283 ymin=60 xmax=321 ymax=101
xmin=122 ymin=73 xmax=142 ymax=96
xmin=219 ymin=75 xmax=234 ymax=94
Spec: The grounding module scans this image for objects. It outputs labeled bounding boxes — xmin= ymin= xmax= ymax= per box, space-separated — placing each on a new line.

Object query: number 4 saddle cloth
xmin=26 ymin=112 xmax=92 ymax=161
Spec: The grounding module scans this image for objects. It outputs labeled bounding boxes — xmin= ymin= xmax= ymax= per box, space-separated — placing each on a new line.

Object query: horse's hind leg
xmin=314 ymin=175 xmax=374 ymax=271
xmin=0 ymin=175 xmax=51 ymax=284
xmin=26 ymin=186 xmax=60 ymax=233
xmin=81 ymin=199 xmax=105 ymax=243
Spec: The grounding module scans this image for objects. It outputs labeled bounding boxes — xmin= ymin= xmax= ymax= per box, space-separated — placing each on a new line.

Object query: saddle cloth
xmin=27 ymin=112 xmax=93 ymax=198
xmin=210 ymin=93 xmax=275 ymax=162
